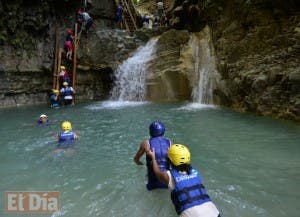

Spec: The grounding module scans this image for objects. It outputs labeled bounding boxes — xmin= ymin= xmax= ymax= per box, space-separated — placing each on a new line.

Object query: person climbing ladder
xmin=77 ymin=9 xmax=94 ymax=34
xmin=64 ymin=29 xmax=74 ymax=62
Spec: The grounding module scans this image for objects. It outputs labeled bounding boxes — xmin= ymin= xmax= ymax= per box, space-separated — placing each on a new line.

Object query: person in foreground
xmin=134 ymin=121 xmax=172 ymax=190
xmin=56 ymin=121 xmax=78 ymax=149
xmin=147 ymin=144 xmax=221 ymax=217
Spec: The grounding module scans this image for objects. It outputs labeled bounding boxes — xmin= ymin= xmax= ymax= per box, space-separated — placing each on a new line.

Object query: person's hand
xmin=146 ymin=148 xmax=155 ymax=160
xmin=134 ymin=158 xmax=143 ymax=165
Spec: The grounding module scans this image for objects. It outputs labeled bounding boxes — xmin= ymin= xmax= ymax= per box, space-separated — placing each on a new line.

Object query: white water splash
xmin=190 ymin=28 xmax=217 ymax=104
xmin=110 ymin=38 xmax=158 ymax=101
xmin=177 ymin=103 xmax=216 ymax=111
xmin=86 ymin=100 xmax=148 ymax=110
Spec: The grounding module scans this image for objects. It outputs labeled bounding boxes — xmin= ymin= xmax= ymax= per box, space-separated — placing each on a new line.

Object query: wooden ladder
xmin=52 ymin=23 xmax=79 ymax=105
xmin=123 ymin=0 xmax=138 ymax=33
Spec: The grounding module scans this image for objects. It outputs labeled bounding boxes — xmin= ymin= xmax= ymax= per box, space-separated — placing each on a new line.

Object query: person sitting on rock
xmin=60 ymin=82 xmax=74 ymax=106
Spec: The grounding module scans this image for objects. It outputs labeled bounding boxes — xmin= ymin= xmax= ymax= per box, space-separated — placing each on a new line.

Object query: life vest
xmin=170 ymin=168 xmax=211 ymax=215
xmin=81 ymin=12 xmax=91 ymax=22
xmin=65 ymin=34 xmax=73 ymax=42
xmin=145 ymin=137 xmax=171 ymax=190
xmin=62 ymin=87 xmax=73 ymax=96
xmin=57 ymin=130 xmax=75 ymax=148
xmin=116 ymin=5 xmax=123 ymax=16
xmin=50 ymin=94 xmax=59 ymax=108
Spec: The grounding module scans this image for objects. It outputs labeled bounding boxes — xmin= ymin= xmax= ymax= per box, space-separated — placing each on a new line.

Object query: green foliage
xmin=0 ymin=33 xmax=8 ymax=45
xmin=16 ymin=50 xmax=22 ymax=57
xmin=12 ymin=38 xmax=22 ymax=47
xmin=133 ymin=0 xmax=140 ymax=4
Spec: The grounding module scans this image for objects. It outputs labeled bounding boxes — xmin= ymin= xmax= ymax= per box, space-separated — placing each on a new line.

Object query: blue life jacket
xmin=50 ymin=94 xmax=59 ymax=108
xmin=116 ymin=5 xmax=123 ymax=16
xmin=170 ymin=168 xmax=211 ymax=215
xmin=66 ymin=34 xmax=73 ymax=42
xmin=146 ymin=137 xmax=171 ymax=190
xmin=36 ymin=120 xmax=50 ymax=126
xmin=62 ymin=87 xmax=73 ymax=96
xmin=57 ymin=130 xmax=75 ymax=148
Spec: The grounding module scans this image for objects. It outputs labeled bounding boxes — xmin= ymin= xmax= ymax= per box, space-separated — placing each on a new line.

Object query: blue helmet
xmin=149 ymin=121 xmax=165 ymax=137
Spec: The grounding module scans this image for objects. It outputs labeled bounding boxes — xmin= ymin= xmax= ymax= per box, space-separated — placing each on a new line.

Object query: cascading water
xmin=110 ymin=38 xmax=158 ymax=101
xmin=190 ymin=28 xmax=217 ymax=104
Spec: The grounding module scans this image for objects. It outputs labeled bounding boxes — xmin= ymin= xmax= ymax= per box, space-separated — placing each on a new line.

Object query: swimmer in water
xmin=54 ymin=121 xmax=78 ymax=156
xmin=147 ymin=144 xmax=221 ymax=217
xmin=36 ymin=114 xmax=50 ymax=126
xmin=134 ymin=121 xmax=172 ymax=190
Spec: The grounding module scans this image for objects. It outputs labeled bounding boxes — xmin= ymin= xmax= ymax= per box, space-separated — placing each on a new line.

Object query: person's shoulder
xmin=167 ymin=170 xmax=175 ymax=190
xmin=141 ymin=140 xmax=150 ymax=147
xmin=164 ymin=137 xmax=172 ymax=143
xmin=141 ymin=139 xmax=148 ymax=144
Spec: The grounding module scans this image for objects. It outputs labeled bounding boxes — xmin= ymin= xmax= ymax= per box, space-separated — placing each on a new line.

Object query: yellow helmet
xmin=60 ymin=65 xmax=66 ymax=70
xmin=63 ymin=81 xmax=68 ymax=86
xmin=61 ymin=121 xmax=72 ymax=131
xmin=52 ymin=89 xmax=59 ymax=93
xmin=168 ymin=144 xmax=191 ymax=166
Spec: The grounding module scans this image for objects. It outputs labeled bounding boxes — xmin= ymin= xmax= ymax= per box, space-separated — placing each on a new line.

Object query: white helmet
xmin=40 ymin=114 xmax=47 ymax=119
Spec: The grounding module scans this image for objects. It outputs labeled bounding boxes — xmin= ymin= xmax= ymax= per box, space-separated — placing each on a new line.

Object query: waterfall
xmin=190 ymin=29 xmax=217 ymax=104
xmin=110 ymin=38 xmax=158 ymax=101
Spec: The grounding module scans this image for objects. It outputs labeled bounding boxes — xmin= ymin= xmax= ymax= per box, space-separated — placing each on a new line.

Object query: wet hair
xmin=169 ymin=160 xmax=192 ymax=174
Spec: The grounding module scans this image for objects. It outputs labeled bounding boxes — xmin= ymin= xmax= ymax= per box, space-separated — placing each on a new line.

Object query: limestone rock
xmin=146 ymin=29 xmax=191 ymax=101
xmin=166 ymin=0 xmax=300 ymax=121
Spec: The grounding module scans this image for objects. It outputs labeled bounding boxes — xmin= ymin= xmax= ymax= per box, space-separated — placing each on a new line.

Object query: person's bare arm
xmin=74 ymin=132 xmax=78 ymax=140
xmin=147 ymin=149 xmax=169 ymax=185
xmin=133 ymin=140 xmax=149 ymax=165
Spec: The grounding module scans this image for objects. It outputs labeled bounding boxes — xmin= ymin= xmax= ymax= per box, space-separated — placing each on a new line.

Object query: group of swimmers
xmin=37 ymin=115 xmax=219 ymax=216
xmin=36 ymin=114 xmax=78 ymax=151
xmin=134 ymin=121 xmax=221 ymax=217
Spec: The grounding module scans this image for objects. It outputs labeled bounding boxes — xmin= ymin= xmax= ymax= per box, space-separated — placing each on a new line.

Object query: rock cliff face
xmin=78 ymin=30 xmax=141 ymax=72
xmin=169 ymin=0 xmax=300 ymax=121
xmin=143 ymin=26 xmax=218 ymax=103
xmin=1 ymin=0 xmax=300 ymax=121
xmin=146 ymin=29 xmax=191 ymax=101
